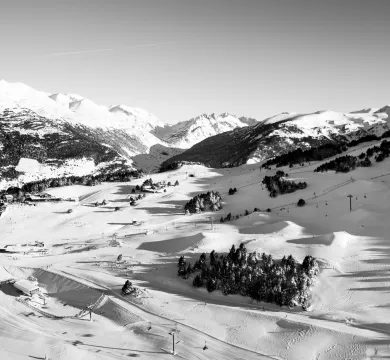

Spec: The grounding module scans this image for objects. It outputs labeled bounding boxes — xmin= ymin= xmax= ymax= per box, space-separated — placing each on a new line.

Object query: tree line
xmin=0 ymin=168 xmax=144 ymax=201
xmin=261 ymin=132 xmax=390 ymax=170
xmin=314 ymin=139 xmax=390 ymax=173
xmin=178 ymin=243 xmax=319 ymax=309
xmin=159 ymin=160 xmax=206 ymax=173
xmin=220 ymin=207 xmax=261 ymax=223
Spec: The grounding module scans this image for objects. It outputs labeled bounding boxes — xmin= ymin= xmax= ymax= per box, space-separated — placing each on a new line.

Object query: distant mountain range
xmin=0 ymin=80 xmax=256 ymax=190
xmin=161 ymin=109 xmax=390 ymax=169
xmin=2 ymin=79 xmax=390 ymax=191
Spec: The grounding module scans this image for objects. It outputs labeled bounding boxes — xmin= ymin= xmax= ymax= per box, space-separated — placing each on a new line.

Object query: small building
xmin=13 ymin=279 xmax=40 ymax=296
xmin=2 ymin=194 xmax=14 ymax=203
xmin=26 ymin=195 xmax=61 ymax=202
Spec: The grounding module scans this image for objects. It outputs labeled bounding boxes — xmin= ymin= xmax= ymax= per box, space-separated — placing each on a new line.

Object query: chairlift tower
xmin=347 ymin=194 xmax=353 ymax=212
xmin=168 ymin=329 xmax=180 ymax=355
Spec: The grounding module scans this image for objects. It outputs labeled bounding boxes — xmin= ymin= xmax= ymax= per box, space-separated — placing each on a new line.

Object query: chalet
xmin=13 ymin=279 xmax=40 ymax=296
xmin=25 ymin=195 xmax=61 ymax=202
xmin=1 ymin=194 xmax=14 ymax=203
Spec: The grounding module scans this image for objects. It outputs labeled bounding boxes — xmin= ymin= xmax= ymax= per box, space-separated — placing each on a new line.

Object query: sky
xmin=1 ymin=0 xmax=390 ymax=124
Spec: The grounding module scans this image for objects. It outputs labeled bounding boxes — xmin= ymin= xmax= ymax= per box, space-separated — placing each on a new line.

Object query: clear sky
xmin=1 ymin=0 xmax=390 ymax=123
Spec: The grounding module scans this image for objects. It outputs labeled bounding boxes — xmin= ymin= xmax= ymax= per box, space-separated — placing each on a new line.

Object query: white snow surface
xmin=2 ymin=157 xmax=390 ymax=359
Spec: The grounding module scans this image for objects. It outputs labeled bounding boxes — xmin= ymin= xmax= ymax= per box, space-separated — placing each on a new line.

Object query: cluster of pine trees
xmin=228 ymin=187 xmax=238 ymax=195
xmin=184 ymin=191 xmax=222 ymax=214
xmin=314 ymin=155 xmax=361 ymax=173
xmin=159 ymin=160 xmax=205 ymax=173
xmin=368 ymin=139 xmax=390 ymax=162
xmin=314 ymin=140 xmax=390 ymax=173
xmin=177 ymin=244 xmax=319 ymax=309
xmin=262 ymin=171 xmax=307 ymax=197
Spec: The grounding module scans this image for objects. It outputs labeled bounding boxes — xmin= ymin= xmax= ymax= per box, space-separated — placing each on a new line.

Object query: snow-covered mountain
xmin=161 ymin=109 xmax=390 ymax=169
xmin=0 ymin=80 xmax=182 ymax=190
xmin=3 ymin=79 xmax=390 ymax=189
xmin=152 ymin=112 xmax=252 ymax=148
xmin=0 ymin=79 xmax=166 ymax=134
xmin=0 ymin=80 xmax=251 ymax=190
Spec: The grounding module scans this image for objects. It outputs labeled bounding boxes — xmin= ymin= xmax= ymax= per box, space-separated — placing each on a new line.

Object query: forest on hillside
xmin=314 ymin=139 xmax=390 ymax=173
xmin=261 ymin=132 xmax=390 ymax=170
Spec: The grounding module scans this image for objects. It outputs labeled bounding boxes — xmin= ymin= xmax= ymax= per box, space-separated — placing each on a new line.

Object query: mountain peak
xmin=194 ymin=112 xmax=237 ymax=121
xmin=375 ymin=105 xmax=390 ymax=114
xmin=154 ymin=112 xmax=253 ymax=148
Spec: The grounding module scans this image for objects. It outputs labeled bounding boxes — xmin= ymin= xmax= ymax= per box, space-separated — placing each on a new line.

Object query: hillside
xmin=161 ymin=110 xmax=390 ymax=169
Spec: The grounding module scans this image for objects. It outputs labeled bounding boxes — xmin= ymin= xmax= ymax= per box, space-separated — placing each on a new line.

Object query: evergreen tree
xmin=193 ymin=274 xmax=203 ymax=287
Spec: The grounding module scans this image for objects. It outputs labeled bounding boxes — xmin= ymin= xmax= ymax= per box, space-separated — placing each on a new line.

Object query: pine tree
xmin=178 ymin=256 xmax=185 ymax=268
xmin=206 ymin=278 xmax=217 ymax=293
xmin=193 ymin=274 xmax=203 ymax=287
xmin=210 ymin=250 xmax=217 ymax=266
xmin=122 ymin=280 xmax=134 ymax=295
xmin=186 ymin=263 xmax=193 ymax=275
xmin=228 ymin=245 xmax=236 ymax=261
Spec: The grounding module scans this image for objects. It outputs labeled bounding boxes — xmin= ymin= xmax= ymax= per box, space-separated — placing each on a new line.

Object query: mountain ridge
xmin=3 ymin=79 xmax=390 ymax=191
xmin=160 ymin=109 xmax=390 ymax=169
xmin=0 ymin=80 xmax=255 ymax=190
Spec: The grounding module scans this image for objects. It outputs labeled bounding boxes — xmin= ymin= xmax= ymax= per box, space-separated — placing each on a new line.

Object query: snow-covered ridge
xmin=3 ymin=78 xmax=390 ymax=177
xmin=152 ymin=112 xmax=252 ymax=148
xmin=0 ymin=80 xmax=255 ymax=150
xmin=0 ymin=79 xmax=164 ymax=133
xmin=162 ymin=107 xmax=390 ymax=169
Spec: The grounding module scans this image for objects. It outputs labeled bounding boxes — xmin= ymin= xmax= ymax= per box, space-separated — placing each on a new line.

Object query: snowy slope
xmin=108 ymin=105 xmax=164 ymax=131
xmin=0 ymin=79 xmax=72 ymax=118
xmin=0 ymin=80 xmax=166 ymax=136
